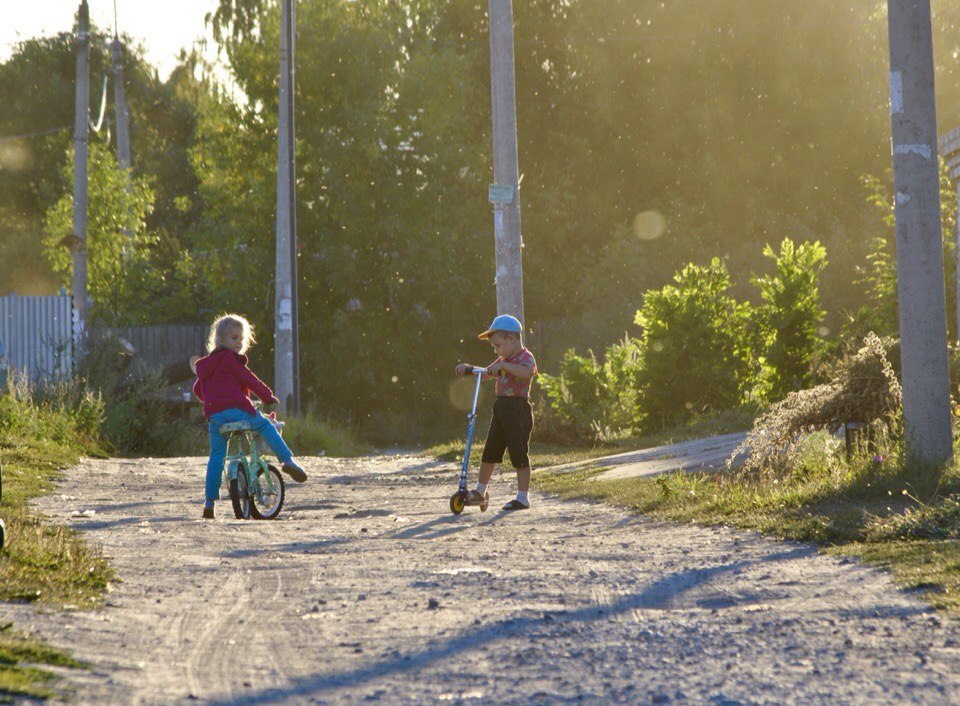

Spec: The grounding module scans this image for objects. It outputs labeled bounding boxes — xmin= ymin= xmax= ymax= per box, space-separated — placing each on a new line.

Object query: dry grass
xmin=732 ymin=332 xmax=901 ymax=477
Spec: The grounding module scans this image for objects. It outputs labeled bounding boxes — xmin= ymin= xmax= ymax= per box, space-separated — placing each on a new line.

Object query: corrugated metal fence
xmin=0 ymin=294 xmax=74 ymax=381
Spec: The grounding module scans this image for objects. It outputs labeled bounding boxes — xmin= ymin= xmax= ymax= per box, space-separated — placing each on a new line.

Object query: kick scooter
xmin=449 ymin=366 xmax=490 ymax=515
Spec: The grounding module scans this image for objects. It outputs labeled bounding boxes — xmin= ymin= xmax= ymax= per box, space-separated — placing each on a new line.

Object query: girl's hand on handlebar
xmin=455 ymin=364 xmax=470 ymax=376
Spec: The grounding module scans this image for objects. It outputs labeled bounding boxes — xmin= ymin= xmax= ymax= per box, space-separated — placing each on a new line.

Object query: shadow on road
xmin=202 ymin=546 xmax=814 ymax=705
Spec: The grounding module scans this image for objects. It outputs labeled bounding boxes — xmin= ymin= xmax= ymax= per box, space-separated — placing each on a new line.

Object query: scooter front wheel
xmin=449 ymin=492 xmax=465 ymax=515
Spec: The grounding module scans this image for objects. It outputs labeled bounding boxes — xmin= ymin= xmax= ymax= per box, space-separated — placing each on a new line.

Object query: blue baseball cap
xmin=478 ymin=314 xmax=523 ymax=340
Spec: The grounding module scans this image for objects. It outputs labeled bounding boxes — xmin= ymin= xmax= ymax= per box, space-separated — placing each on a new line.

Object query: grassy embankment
xmin=424 ymin=406 xmax=754 ymax=469
xmin=0 ymin=382 xmax=113 ymax=700
xmin=533 ymin=428 xmax=960 ymax=614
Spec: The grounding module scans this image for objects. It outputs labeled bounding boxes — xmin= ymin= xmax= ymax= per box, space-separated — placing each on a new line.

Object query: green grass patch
xmin=0 ymin=381 xmax=113 ymax=699
xmin=0 ymin=626 xmax=84 ymax=701
xmin=534 ymin=440 xmax=960 ymax=613
xmin=282 ymin=411 xmax=370 ymax=457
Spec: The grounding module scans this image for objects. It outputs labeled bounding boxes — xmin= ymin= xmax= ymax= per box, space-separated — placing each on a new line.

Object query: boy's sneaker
xmin=281 ymin=461 xmax=307 ymax=483
xmin=502 ymin=499 xmax=529 ymax=511
xmin=466 ymin=489 xmax=489 ymax=506
xmin=202 ymin=506 xmax=215 ymax=519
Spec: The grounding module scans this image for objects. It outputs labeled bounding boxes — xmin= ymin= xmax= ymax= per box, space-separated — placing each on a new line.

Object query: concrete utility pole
xmin=487 ymin=0 xmax=524 ymax=322
xmin=274 ymin=0 xmax=300 ymax=414
xmin=887 ymin=0 xmax=953 ymax=466
xmin=938 ymin=126 xmax=960 ymax=338
xmin=111 ymin=37 xmax=131 ymax=172
xmin=70 ymin=0 xmax=90 ymax=334
xmin=111 ymin=18 xmax=134 ymax=249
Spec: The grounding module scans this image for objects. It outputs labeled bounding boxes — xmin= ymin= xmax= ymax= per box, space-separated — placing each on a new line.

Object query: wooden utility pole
xmin=487 ymin=0 xmax=524 ymax=322
xmin=887 ymin=0 xmax=953 ymax=466
xmin=274 ymin=0 xmax=300 ymax=414
xmin=70 ymin=0 xmax=90 ymax=334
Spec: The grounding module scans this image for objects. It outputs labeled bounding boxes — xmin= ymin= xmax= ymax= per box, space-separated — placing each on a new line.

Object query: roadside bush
xmin=538 ymin=337 xmax=642 ymax=441
xmin=634 ymin=258 xmax=751 ymax=432
xmin=79 ymin=333 xmax=203 ymax=456
xmin=751 ymin=238 xmax=828 ymax=399
xmin=0 ymin=374 xmax=103 ymax=450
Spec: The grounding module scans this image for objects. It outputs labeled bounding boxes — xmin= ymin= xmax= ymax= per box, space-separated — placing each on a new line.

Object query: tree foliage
xmin=752 ymin=238 xmax=828 ymax=399
xmin=10 ymin=1 xmax=960 ymax=437
xmin=42 ymin=141 xmax=202 ymax=325
xmin=634 ymin=258 xmax=751 ymax=430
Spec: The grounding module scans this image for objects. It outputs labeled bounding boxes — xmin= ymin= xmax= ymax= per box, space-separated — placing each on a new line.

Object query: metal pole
xmin=71 ymin=0 xmax=90 ymax=337
xmin=274 ymin=0 xmax=299 ymax=414
xmin=886 ymin=0 xmax=953 ymax=466
xmin=487 ymin=0 xmax=524 ymax=322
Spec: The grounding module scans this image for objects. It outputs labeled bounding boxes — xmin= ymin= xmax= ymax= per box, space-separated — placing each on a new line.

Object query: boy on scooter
xmin=455 ymin=314 xmax=537 ymax=511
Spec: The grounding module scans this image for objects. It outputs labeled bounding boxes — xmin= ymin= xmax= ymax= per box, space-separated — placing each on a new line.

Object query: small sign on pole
xmin=488 ymin=183 xmax=515 ymax=205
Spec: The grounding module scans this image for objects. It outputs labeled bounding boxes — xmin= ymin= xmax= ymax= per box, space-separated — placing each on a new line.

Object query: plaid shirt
xmin=489 ymin=348 xmax=537 ymax=397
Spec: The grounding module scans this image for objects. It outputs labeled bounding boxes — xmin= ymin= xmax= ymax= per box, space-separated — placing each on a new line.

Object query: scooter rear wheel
xmin=449 ymin=492 xmax=465 ymax=515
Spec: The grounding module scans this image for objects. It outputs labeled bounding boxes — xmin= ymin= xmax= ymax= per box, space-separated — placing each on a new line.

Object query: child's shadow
xmin=386 ymin=511 xmax=507 ymax=541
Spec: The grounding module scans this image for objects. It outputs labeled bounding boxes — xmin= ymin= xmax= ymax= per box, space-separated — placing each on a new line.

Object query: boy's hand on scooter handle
xmin=486 ymin=361 xmax=505 ymax=377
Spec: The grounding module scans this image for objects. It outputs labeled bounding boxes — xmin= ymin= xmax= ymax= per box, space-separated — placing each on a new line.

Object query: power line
xmin=0 ymin=125 xmax=71 ymax=143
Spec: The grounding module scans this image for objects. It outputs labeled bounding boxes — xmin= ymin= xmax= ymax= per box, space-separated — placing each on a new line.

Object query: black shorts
xmin=481 ymin=397 xmax=534 ymax=468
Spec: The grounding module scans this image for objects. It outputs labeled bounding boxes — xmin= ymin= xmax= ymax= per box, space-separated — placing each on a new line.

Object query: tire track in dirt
xmin=4 ymin=454 xmax=960 ymax=704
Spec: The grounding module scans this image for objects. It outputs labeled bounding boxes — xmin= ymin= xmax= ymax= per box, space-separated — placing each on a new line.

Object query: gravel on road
xmin=5 ymin=454 xmax=960 ymax=705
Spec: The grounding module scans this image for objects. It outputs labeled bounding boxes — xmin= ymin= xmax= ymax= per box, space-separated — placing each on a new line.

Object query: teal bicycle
xmin=220 ymin=416 xmax=286 ymax=520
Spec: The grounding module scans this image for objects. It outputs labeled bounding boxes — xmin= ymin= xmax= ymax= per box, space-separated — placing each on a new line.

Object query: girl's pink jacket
xmin=192 ymin=348 xmax=278 ymax=419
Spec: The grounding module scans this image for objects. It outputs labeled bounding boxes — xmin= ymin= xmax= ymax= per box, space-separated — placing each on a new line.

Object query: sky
xmin=0 ymin=0 xmax=221 ymax=79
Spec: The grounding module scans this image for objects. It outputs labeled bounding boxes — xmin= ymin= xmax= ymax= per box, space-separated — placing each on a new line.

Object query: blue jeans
xmin=205 ymin=408 xmax=293 ymax=501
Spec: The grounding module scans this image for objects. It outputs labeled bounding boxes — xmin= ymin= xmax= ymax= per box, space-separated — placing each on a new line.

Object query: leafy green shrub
xmin=752 ymin=238 xmax=828 ymax=399
xmin=538 ymin=337 xmax=641 ymax=440
xmin=634 ymin=258 xmax=751 ymax=431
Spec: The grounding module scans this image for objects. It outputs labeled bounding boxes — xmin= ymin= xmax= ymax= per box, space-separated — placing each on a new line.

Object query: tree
xmin=42 ymin=140 xmax=202 ymax=325
xmin=0 ymin=31 xmax=204 ymax=297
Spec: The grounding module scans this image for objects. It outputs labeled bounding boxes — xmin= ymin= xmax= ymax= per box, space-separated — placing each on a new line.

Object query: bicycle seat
xmin=219 ymin=421 xmax=256 ymax=435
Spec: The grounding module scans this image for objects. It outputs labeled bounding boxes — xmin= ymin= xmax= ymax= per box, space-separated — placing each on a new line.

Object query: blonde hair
xmin=207 ymin=314 xmax=256 ymax=354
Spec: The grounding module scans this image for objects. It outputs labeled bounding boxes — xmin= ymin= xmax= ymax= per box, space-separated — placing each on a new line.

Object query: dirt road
xmin=7 ymin=454 xmax=960 ymax=704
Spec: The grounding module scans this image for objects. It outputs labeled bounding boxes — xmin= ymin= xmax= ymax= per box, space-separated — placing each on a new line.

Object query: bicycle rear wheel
xmin=250 ymin=464 xmax=285 ymax=520
xmin=229 ymin=462 xmax=250 ymax=519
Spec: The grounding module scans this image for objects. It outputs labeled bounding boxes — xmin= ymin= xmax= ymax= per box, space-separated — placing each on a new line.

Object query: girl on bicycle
xmin=192 ymin=314 xmax=307 ymax=519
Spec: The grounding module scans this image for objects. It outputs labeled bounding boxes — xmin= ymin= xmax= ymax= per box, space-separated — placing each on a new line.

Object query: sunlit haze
xmin=0 ymin=0 xmax=220 ymax=79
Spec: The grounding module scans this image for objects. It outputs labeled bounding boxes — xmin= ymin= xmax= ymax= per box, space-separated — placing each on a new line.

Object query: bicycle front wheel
xmin=229 ymin=462 xmax=250 ymax=519
xmin=250 ymin=464 xmax=285 ymax=520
